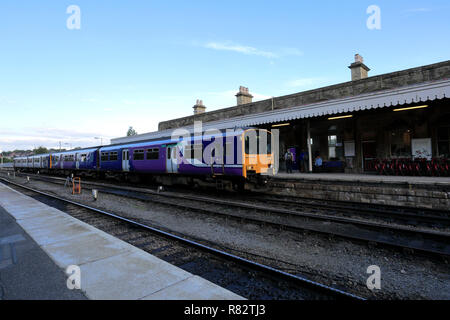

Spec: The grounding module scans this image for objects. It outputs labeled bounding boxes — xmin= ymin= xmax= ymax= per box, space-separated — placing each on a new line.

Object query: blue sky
xmin=1 ymin=0 xmax=449 ymax=151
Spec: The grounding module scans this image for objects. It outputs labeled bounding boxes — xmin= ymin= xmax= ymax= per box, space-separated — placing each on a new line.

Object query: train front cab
xmin=242 ymin=128 xmax=274 ymax=179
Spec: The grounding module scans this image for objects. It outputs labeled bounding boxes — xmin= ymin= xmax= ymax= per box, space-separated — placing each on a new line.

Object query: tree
xmin=33 ymin=146 xmax=49 ymax=155
xmin=127 ymin=126 xmax=138 ymax=136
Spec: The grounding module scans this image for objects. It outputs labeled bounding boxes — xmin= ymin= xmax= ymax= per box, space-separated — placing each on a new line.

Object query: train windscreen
xmin=245 ymin=130 xmax=271 ymax=155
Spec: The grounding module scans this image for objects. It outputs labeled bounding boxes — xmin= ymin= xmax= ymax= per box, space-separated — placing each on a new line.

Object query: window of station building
xmin=101 ymin=152 xmax=109 ymax=161
xmin=133 ymin=149 xmax=145 ymax=160
xmin=437 ymin=126 xmax=450 ymax=158
xmin=328 ymin=135 xmax=337 ymax=158
xmin=146 ymin=148 xmax=159 ymax=160
xmin=327 ymin=124 xmax=344 ymax=160
xmin=390 ymin=129 xmax=412 ymax=157
xmin=109 ymin=152 xmax=118 ymax=161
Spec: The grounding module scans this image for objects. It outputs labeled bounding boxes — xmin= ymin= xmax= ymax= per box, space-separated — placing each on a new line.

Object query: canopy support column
xmin=307 ymin=120 xmax=312 ymax=173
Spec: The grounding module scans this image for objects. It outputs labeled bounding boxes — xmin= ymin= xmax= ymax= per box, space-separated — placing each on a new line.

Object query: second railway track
xmin=4 ymin=171 xmax=450 ymax=257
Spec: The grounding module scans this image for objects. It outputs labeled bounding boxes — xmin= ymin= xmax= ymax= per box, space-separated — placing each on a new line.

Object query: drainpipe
xmin=307 ymin=120 xmax=313 ymax=172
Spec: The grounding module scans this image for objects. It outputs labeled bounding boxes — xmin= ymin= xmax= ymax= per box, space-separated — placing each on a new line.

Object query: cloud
xmin=0 ymin=127 xmax=116 ymax=151
xmin=204 ymin=42 xmax=277 ymax=58
xmin=202 ymin=42 xmax=303 ymax=59
xmin=404 ymin=8 xmax=432 ymax=13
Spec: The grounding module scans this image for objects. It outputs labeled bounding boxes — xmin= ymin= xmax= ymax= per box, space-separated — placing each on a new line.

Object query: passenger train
xmin=14 ymin=128 xmax=275 ymax=190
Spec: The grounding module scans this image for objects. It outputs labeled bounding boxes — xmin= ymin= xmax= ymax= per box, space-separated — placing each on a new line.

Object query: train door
xmin=166 ymin=145 xmax=178 ymax=173
xmin=122 ymin=149 xmax=130 ymax=172
xmin=75 ymin=153 xmax=79 ymax=170
xmin=362 ymin=141 xmax=377 ymax=172
xmin=96 ymin=150 xmax=100 ymax=170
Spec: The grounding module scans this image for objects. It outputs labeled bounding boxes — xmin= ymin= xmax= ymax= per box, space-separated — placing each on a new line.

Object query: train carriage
xmin=13 ymin=127 xmax=274 ymax=189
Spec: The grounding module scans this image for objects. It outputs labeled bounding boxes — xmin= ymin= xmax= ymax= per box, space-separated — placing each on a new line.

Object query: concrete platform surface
xmin=274 ymin=172 xmax=450 ymax=185
xmin=0 ymin=182 xmax=244 ymax=300
xmin=0 ymin=204 xmax=87 ymax=299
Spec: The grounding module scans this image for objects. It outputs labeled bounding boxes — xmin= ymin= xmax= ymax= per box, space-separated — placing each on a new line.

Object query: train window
xmin=101 ymin=152 xmax=109 ymax=161
xmin=146 ymin=148 xmax=159 ymax=160
xmin=80 ymin=154 xmax=87 ymax=162
xmin=244 ymin=130 xmax=271 ymax=155
xmin=133 ymin=149 xmax=145 ymax=160
xmin=109 ymin=152 xmax=118 ymax=161
xmin=245 ymin=134 xmax=256 ymax=154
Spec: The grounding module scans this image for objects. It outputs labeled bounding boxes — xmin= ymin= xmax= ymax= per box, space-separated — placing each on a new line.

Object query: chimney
xmin=193 ymin=99 xmax=206 ymax=115
xmin=235 ymin=86 xmax=253 ymax=106
xmin=348 ymin=54 xmax=370 ymax=81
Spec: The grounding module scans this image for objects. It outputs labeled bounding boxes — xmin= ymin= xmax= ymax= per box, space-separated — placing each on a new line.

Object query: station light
xmin=393 ymin=105 xmax=428 ymax=112
xmin=327 ymin=115 xmax=353 ymax=120
xmin=272 ymin=123 xmax=290 ymax=127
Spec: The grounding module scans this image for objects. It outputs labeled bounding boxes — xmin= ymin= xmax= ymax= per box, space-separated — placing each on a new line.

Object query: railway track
xmin=246 ymin=194 xmax=450 ymax=229
xmin=3 ymin=171 xmax=450 ymax=257
xmin=0 ymin=177 xmax=362 ymax=300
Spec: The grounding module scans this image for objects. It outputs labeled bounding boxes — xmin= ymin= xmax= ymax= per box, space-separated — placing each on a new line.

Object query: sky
xmin=0 ymin=0 xmax=449 ymax=151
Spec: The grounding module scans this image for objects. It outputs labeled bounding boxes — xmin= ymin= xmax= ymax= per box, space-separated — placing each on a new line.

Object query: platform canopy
xmin=111 ymin=79 xmax=450 ymax=145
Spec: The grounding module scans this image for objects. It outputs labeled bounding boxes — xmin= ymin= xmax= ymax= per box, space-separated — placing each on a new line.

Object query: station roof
xmin=111 ymin=78 xmax=450 ymax=145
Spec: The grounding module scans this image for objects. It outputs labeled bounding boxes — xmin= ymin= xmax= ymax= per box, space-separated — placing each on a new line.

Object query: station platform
xmin=263 ymin=172 xmax=450 ymax=210
xmin=0 ymin=182 xmax=243 ymax=300
xmin=274 ymin=172 xmax=450 ymax=186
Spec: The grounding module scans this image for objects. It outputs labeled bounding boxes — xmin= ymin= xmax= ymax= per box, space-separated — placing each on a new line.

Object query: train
xmin=13 ymin=128 xmax=275 ymax=190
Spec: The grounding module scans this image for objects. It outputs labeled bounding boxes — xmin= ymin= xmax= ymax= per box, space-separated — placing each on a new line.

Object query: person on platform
xmin=314 ymin=154 xmax=323 ymax=172
xmin=284 ymin=150 xmax=293 ymax=173
xmin=299 ymin=149 xmax=308 ymax=173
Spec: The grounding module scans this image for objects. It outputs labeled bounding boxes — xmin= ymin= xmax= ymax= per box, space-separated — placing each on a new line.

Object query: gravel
xmin=2 ymin=173 xmax=449 ymax=300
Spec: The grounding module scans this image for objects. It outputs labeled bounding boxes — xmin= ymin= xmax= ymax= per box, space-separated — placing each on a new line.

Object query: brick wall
xmin=257 ymin=177 xmax=450 ymax=210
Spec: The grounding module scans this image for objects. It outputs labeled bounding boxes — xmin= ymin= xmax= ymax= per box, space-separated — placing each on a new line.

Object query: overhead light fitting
xmin=327 ymin=115 xmax=353 ymax=120
xmin=393 ymin=105 xmax=429 ymax=112
xmin=272 ymin=123 xmax=290 ymax=127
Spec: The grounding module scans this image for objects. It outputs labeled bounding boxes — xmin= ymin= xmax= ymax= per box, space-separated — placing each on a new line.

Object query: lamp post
xmin=94 ymin=137 xmax=103 ymax=146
